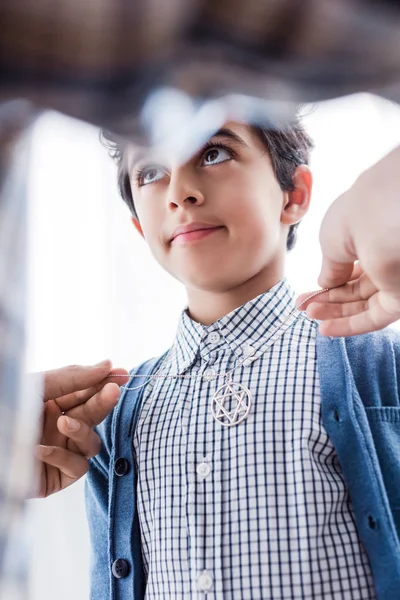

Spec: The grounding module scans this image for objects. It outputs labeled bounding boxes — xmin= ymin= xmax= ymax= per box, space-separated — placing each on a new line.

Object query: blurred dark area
xmin=1 ymin=0 xmax=400 ymax=140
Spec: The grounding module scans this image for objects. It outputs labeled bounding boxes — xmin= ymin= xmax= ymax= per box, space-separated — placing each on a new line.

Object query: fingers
xmin=297 ymin=273 xmax=377 ymax=311
xmin=35 ymin=412 xmax=103 ymax=498
xmin=318 ymin=290 xmax=400 ymax=337
xmin=35 ymin=445 xmax=89 ymax=493
xmin=306 ymin=299 xmax=369 ymax=321
xmin=319 ymin=311 xmax=384 ymax=338
xmin=42 ymin=360 xmax=113 ymax=401
xmin=35 ymin=362 xmax=123 ymax=499
xmin=55 ymin=368 xmax=129 ymax=413
xmin=40 ymin=398 xmax=65 ymax=447
xmin=66 ymin=381 xmax=121 ymax=427
xmin=318 ymin=257 xmax=355 ymax=289
xmin=35 ymin=414 xmax=102 ymax=497
xmin=318 ymin=260 xmax=364 ymax=290
xmin=57 ymin=416 xmax=101 ymax=458
xmin=296 ymin=265 xmax=362 ymax=309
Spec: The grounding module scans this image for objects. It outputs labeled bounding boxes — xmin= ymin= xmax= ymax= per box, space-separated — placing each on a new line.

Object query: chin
xmin=181 ymin=269 xmax=248 ymax=293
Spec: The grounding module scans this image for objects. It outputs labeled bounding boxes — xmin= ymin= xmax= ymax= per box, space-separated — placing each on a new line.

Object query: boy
xmin=41 ymin=117 xmax=400 ymax=599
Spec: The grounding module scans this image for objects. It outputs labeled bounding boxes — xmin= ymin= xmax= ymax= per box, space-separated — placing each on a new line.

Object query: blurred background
xmin=24 ymin=93 xmax=400 ymax=600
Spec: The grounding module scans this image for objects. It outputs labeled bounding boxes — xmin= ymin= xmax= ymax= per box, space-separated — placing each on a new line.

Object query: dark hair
xmin=102 ymin=116 xmax=313 ymax=251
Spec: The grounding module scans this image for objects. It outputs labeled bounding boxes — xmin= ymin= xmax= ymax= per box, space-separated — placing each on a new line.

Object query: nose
xmin=166 ymin=166 xmax=205 ymax=211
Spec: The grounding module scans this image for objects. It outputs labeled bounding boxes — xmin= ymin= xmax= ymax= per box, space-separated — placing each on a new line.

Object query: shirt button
xmin=203 ymin=368 xmax=216 ymax=381
xmin=114 ymin=458 xmax=130 ymax=477
xmin=243 ymin=358 xmax=253 ymax=367
xmin=112 ymin=558 xmax=130 ymax=579
xmin=197 ymin=570 xmax=214 ymax=592
xmin=207 ymin=332 xmax=221 ymax=344
xmin=243 ymin=343 xmax=256 ymax=358
xmin=197 ymin=461 xmax=212 ymax=479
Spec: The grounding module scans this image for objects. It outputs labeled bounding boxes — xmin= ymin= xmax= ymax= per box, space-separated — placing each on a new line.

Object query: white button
xmin=197 ymin=461 xmax=212 ymax=479
xmin=203 ymin=368 xmax=216 ymax=381
xmin=243 ymin=343 xmax=256 ymax=358
xmin=197 ymin=570 xmax=214 ymax=592
xmin=243 ymin=358 xmax=254 ymax=367
xmin=207 ymin=332 xmax=221 ymax=344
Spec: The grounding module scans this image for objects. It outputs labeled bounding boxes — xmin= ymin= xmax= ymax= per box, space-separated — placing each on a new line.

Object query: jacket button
xmin=114 ymin=458 xmax=130 ymax=477
xmin=112 ymin=558 xmax=130 ymax=579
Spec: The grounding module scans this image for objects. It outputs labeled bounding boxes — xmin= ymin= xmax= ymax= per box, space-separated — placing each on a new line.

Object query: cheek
xmin=136 ymin=204 xmax=165 ymax=253
xmin=220 ymin=175 xmax=283 ymax=235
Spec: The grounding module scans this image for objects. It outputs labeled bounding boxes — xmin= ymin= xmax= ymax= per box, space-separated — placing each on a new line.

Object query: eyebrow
xmin=208 ymin=127 xmax=248 ymax=147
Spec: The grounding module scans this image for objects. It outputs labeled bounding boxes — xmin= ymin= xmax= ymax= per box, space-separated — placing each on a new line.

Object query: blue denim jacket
xmin=86 ymin=330 xmax=400 ymax=600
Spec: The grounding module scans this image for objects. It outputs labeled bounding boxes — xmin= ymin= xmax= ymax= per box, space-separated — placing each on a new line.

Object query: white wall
xmin=25 ymin=93 xmax=400 ymax=600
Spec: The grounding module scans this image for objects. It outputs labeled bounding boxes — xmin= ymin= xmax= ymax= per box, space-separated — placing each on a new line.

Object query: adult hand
xmin=34 ymin=360 xmax=129 ymax=498
xmin=297 ymin=146 xmax=400 ymax=336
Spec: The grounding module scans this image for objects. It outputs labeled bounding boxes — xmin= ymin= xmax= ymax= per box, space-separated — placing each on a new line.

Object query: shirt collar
xmin=168 ymin=278 xmax=298 ymax=375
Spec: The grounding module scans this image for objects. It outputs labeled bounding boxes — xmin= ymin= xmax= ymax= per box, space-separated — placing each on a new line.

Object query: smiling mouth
xmin=171 ymin=226 xmax=224 ymax=245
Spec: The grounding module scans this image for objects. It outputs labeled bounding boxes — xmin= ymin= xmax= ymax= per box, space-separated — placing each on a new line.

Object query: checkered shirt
xmin=133 ymin=279 xmax=375 ymax=599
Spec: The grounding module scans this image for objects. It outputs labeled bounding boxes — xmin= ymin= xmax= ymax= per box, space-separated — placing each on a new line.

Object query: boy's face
xmin=129 ymin=122 xmax=310 ymax=293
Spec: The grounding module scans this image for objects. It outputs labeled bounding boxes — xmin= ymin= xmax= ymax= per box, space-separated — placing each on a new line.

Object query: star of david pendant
xmin=211 ymin=380 xmax=252 ymax=427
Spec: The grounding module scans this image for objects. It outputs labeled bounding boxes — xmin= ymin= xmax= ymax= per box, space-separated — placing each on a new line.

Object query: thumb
xmin=318 ymin=193 xmax=357 ymax=288
xmin=318 ymin=257 xmax=355 ymax=289
xmin=43 ymin=360 xmax=112 ymax=401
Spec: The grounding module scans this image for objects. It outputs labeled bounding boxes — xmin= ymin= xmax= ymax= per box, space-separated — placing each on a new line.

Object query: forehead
xmin=126 ymin=121 xmax=266 ymax=171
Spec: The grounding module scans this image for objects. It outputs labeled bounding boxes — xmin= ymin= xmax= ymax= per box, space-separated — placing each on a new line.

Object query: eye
xmin=137 ymin=165 xmax=166 ymax=186
xmin=202 ymin=145 xmax=233 ymax=166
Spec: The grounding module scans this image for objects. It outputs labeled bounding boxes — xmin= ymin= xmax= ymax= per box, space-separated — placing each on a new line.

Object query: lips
xmin=170 ymin=222 xmax=223 ymax=244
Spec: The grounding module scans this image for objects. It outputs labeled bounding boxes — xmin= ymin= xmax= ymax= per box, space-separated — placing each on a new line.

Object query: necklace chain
xmin=107 ymin=288 xmax=330 ymax=392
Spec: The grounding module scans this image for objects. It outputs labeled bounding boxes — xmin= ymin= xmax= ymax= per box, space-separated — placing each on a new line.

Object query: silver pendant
xmin=211 ymin=380 xmax=252 ymax=427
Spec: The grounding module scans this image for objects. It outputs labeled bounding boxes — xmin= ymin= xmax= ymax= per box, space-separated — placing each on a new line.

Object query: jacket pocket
xmin=365 ymin=407 xmax=400 ymax=537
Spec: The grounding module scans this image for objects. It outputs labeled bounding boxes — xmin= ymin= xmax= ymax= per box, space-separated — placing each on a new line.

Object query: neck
xmin=186 ymin=263 xmax=284 ymax=326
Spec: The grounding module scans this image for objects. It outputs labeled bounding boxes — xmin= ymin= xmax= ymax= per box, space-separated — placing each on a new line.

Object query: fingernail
xmin=65 ymin=416 xmax=80 ymax=431
xmin=95 ymin=359 xmax=111 ymax=368
xmin=36 ymin=445 xmax=53 ymax=457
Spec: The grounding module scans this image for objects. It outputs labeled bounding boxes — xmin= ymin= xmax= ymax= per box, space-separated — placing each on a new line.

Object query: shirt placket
xmin=186 ymin=327 xmax=227 ymax=598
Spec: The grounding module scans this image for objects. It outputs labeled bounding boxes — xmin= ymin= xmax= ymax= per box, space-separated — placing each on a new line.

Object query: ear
xmin=131 ymin=217 xmax=145 ymax=238
xmin=281 ymin=165 xmax=312 ymax=226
